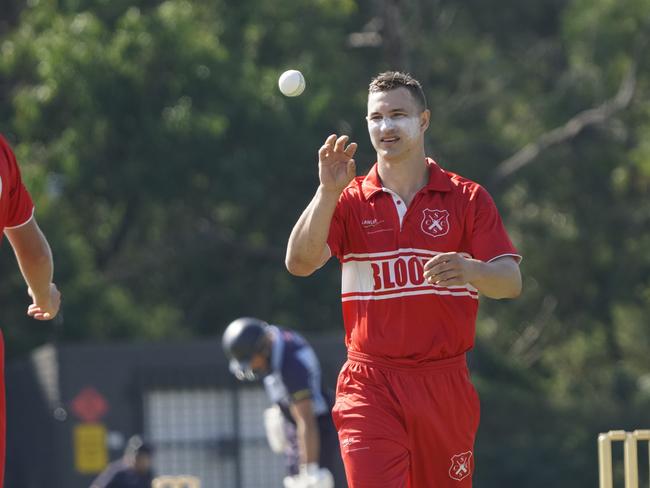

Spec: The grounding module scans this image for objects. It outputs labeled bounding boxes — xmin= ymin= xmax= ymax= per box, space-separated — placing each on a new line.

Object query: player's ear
xmin=420 ymin=109 xmax=431 ymax=132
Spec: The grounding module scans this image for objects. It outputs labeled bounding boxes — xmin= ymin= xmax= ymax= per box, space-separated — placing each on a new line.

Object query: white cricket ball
xmin=278 ymin=69 xmax=306 ymax=97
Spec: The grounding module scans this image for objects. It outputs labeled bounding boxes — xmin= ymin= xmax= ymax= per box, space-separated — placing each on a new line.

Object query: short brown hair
xmin=368 ymin=71 xmax=427 ymax=111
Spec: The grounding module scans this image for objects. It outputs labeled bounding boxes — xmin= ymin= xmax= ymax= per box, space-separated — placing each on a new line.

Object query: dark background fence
xmin=6 ymin=334 xmax=348 ymax=488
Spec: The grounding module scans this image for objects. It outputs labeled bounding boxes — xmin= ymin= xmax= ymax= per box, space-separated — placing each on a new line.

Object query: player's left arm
xmin=289 ymin=396 xmax=320 ymax=467
xmin=5 ymin=217 xmax=61 ymax=319
xmin=423 ymin=254 xmax=521 ymax=299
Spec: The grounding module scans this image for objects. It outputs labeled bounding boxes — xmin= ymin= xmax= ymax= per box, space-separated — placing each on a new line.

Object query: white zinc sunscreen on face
xmin=368 ymin=115 xmax=422 ymax=141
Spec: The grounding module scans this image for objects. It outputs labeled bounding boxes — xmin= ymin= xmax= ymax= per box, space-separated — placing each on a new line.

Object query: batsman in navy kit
xmin=222 ymin=317 xmax=346 ymax=488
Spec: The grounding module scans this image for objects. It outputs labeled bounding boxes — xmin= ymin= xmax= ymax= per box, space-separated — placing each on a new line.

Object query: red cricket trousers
xmin=332 ymin=351 xmax=480 ymax=488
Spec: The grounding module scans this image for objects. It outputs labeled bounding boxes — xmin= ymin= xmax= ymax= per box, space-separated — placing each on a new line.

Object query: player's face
xmin=250 ymin=352 xmax=269 ymax=377
xmin=134 ymin=453 xmax=152 ymax=474
xmin=230 ymin=352 xmax=269 ymax=381
xmin=367 ymin=88 xmax=429 ymax=161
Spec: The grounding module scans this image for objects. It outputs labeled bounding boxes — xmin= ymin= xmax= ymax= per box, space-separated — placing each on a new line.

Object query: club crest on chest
xmin=421 ymin=209 xmax=450 ymax=238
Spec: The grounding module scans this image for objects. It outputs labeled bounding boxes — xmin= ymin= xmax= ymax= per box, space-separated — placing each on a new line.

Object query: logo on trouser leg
xmin=340 ymin=437 xmax=369 ymax=453
xmin=449 ymin=451 xmax=472 ymax=481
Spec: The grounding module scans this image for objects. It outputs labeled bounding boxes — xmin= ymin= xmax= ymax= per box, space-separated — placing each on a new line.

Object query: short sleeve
xmin=0 ymin=135 xmax=35 ymax=228
xmin=281 ymin=350 xmax=313 ymax=403
xmin=469 ymin=186 xmax=520 ymax=263
xmin=326 ymin=193 xmax=347 ymax=261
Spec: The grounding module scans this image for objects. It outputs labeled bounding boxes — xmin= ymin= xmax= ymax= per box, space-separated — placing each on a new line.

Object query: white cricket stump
xmin=598 ymin=429 xmax=650 ymax=488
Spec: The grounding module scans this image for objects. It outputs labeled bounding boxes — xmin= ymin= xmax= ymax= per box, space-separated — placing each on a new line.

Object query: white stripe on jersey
xmin=342 ymin=247 xmax=444 ymax=261
xmin=342 ymin=288 xmax=478 ymax=302
xmin=341 ymin=249 xmax=478 ymax=302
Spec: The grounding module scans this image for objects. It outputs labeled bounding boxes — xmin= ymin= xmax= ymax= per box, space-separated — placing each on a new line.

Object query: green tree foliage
xmin=1 ymin=0 xmax=649 ymax=486
xmin=0 ymin=0 xmax=367 ymax=349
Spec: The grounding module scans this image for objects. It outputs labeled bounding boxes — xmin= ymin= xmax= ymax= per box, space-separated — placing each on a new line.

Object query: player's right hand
xmin=318 ymin=134 xmax=357 ymax=194
xmin=284 ymin=466 xmax=334 ymax=488
xmin=27 ymin=283 xmax=61 ymax=320
xmin=307 ymin=467 xmax=334 ymax=488
xmin=283 ymin=475 xmax=300 ymax=488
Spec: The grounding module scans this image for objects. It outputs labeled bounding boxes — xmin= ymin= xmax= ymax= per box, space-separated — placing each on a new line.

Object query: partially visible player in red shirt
xmin=0 ymin=134 xmax=61 ymax=487
xmin=286 ymin=72 xmax=521 ymax=487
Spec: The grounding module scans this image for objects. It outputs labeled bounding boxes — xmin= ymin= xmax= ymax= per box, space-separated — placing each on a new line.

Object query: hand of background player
xmin=318 ymin=134 xmax=357 ymax=194
xmin=283 ymin=465 xmax=334 ymax=488
xmin=27 ymin=283 xmax=61 ymax=320
xmin=423 ymin=252 xmax=478 ymax=287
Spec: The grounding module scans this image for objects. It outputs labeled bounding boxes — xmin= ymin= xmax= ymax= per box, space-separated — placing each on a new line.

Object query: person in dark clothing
xmin=223 ymin=317 xmax=346 ymax=488
xmin=89 ymin=435 xmax=154 ymax=488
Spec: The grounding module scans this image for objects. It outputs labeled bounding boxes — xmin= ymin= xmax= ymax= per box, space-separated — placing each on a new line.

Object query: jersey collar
xmin=361 ymin=158 xmax=452 ymax=200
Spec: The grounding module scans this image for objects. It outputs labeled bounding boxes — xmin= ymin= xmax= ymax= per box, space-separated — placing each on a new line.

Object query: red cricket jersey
xmin=327 ymin=159 xmax=520 ymax=365
xmin=0 ymin=135 xmax=35 ymax=239
xmin=0 ymin=135 xmax=35 ymax=488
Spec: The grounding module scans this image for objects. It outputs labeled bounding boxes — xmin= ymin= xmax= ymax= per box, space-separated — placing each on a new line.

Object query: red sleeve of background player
xmin=0 ymin=135 xmax=35 ymax=228
xmin=468 ymin=185 xmax=521 ymax=263
xmin=326 ymin=192 xmax=348 ymax=261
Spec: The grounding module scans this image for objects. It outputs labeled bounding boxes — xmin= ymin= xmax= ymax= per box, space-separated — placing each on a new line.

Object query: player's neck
xmin=377 ymin=152 xmax=428 ymax=206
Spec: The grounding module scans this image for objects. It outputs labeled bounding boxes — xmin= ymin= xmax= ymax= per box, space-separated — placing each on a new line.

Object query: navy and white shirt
xmin=263 ymin=326 xmax=331 ymax=421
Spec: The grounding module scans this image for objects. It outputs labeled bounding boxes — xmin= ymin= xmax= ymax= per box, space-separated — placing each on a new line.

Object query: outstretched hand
xmin=27 ymin=283 xmax=61 ymax=320
xmin=318 ymin=134 xmax=357 ymax=194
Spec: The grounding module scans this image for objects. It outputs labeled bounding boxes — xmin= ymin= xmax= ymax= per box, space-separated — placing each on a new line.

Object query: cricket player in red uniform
xmin=285 ymin=72 xmax=521 ymax=487
xmin=0 ymin=134 xmax=61 ymax=487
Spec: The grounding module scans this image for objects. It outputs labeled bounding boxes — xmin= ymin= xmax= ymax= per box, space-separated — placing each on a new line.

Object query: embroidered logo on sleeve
xmin=291 ymin=389 xmax=312 ymax=402
xmin=421 ymin=209 xmax=450 ymax=237
xmin=448 ymin=451 xmax=473 ymax=481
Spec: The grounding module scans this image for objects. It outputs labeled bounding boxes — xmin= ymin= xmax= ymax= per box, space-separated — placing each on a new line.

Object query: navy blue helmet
xmin=222 ymin=317 xmax=270 ymax=381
